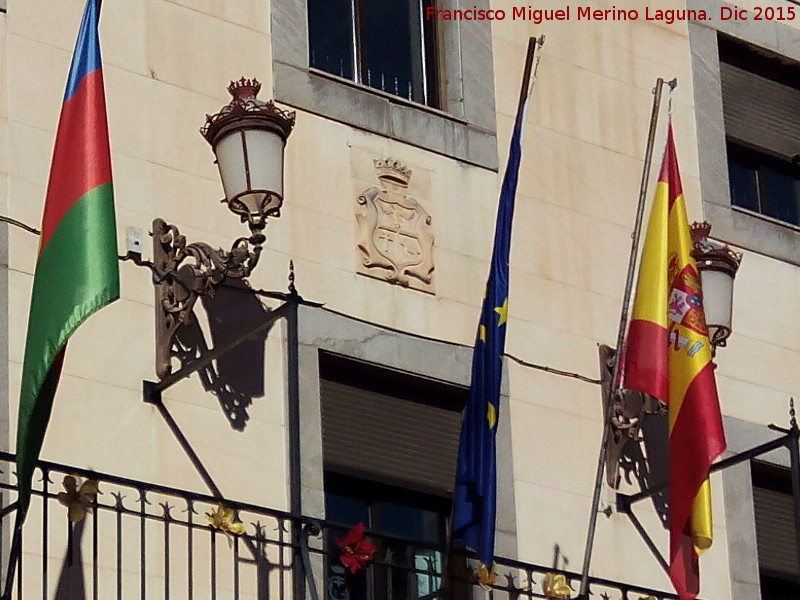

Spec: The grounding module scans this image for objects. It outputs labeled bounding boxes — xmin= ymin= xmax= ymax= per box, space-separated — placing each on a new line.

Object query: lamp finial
xmin=228 ymin=77 xmax=262 ymax=102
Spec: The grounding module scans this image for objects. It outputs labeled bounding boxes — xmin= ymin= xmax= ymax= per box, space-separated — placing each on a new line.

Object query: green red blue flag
xmin=15 ymin=0 xmax=119 ymax=521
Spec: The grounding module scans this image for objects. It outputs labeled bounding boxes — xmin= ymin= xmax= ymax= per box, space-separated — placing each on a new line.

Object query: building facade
xmin=1 ymin=0 xmax=799 ymax=598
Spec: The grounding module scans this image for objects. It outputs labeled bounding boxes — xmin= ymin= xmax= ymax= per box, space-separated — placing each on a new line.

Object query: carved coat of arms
xmin=355 ymin=159 xmax=435 ymax=291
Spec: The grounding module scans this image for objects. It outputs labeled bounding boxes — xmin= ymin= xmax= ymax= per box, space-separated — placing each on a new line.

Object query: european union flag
xmin=452 ymin=115 xmax=525 ymax=569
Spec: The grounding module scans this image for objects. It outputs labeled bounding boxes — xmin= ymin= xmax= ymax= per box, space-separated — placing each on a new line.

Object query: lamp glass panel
xmin=215 ymin=131 xmax=249 ymax=202
xmin=700 ymin=269 xmax=734 ymax=332
xmin=243 ymin=128 xmax=285 ymax=211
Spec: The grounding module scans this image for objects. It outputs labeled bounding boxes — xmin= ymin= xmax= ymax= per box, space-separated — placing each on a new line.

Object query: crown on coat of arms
xmin=374 ymin=158 xmax=412 ymax=186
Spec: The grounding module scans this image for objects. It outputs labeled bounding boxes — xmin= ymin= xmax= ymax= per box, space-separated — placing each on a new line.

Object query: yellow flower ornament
xmin=543 ymin=572 xmax=573 ymax=599
xmin=476 ymin=563 xmax=498 ymax=590
xmin=57 ymin=475 xmax=99 ymax=523
xmin=205 ymin=503 xmax=245 ymax=539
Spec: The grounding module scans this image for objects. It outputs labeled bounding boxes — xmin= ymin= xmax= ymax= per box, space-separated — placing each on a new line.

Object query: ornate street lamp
xmin=201 ymin=77 xmax=295 ymax=241
xmin=691 ymin=221 xmax=742 ymax=351
xmin=128 ymin=78 xmax=295 ymax=379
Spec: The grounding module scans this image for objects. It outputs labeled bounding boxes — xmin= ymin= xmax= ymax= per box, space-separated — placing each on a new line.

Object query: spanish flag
xmin=623 ymin=124 xmax=726 ymax=599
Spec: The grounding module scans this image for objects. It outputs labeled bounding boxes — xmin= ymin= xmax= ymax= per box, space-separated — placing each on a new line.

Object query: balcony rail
xmin=0 ymin=451 xmax=679 ymax=600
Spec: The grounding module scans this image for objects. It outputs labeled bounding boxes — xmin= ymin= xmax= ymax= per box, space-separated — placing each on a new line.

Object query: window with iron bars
xmin=324 ymin=473 xmax=452 ymax=600
xmin=307 ymin=0 xmax=440 ymax=107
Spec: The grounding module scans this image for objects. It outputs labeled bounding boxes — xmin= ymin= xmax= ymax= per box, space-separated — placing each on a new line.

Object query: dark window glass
xmin=372 ymin=499 xmax=443 ymax=545
xmin=762 ymin=575 xmax=800 ymax=600
xmin=361 ymin=0 xmax=416 ymax=99
xmin=326 ymin=490 xmax=369 ymax=525
xmin=308 ymin=0 xmax=354 ymax=79
xmin=728 ymin=160 xmax=759 ymax=212
xmin=761 ymin=168 xmax=800 ymax=224
xmin=319 ymin=355 xmax=467 ymax=600
xmin=720 ymin=35 xmax=800 ymax=228
xmin=325 ymin=474 xmax=448 ymax=545
xmin=307 ymin=0 xmax=439 ymax=106
xmin=325 ymin=474 xmax=448 ymax=600
xmin=727 ymin=142 xmax=800 ymax=226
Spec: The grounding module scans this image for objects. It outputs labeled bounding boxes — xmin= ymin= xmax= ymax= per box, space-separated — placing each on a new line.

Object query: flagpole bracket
xmin=615 ymin=493 xmax=632 ymax=514
xmin=142 ymin=380 xmax=162 ymax=406
xmin=599 ymin=345 xmax=665 ymax=489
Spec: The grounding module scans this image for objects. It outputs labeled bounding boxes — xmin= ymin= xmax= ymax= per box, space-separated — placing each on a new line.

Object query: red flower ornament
xmin=336 ymin=522 xmax=377 ymax=574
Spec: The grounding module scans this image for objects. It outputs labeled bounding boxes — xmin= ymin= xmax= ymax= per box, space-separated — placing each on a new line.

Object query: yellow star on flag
xmin=486 ymin=403 xmax=497 ymax=429
xmin=494 ymin=298 xmax=509 ymax=326
xmin=479 ymin=324 xmax=487 ymax=342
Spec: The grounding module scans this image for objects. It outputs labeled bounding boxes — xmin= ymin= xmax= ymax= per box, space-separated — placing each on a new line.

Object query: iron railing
xmin=0 ymin=451 xmax=679 ymax=600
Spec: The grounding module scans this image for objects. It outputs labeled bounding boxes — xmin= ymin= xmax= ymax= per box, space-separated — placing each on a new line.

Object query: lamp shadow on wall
xmin=616 ymin=416 xmax=670 ymax=527
xmin=172 ymin=280 xmax=272 ymax=432
xmin=600 ymin=345 xmax=669 ymax=528
xmin=636 ymin=414 xmax=669 ymax=527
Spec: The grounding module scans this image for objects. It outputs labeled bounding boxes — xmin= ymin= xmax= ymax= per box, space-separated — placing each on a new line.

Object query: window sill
xmin=273 ymin=61 xmax=498 ymax=170
xmin=703 ymin=201 xmax=800 ymax=265
xmin=308 ymin=67 xmax=469 ymax=126
xmin=732 ymin=205 xmax=800 ymax=233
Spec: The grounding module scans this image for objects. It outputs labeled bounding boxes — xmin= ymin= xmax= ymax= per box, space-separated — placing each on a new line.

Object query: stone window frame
xmin=689 ymin=0 xmax=800 ymax=264
xmin=295 ymin=304 xmax=518 ymax=559
xmin=270 ymin=0 xmax=499 ymax=170
xmin=718 ymin=415 xmax=798 ymax=599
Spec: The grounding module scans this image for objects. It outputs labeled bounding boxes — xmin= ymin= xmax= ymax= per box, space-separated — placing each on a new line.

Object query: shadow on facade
xmin=637 ymin=414 xmax=669 ymax=527
xmin=172 ymin=281 xmax=271 ymax=432
xmin=615 ymin=410 xmax=669 ymax=527
xmin=600 ymin=344 xmax=670 ymax=528
xmin=552 ymin=543 xmax=570 ymax=570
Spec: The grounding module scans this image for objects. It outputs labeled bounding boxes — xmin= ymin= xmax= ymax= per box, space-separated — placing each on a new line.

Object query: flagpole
xmin=443 ymin=34 xmax=543 ymax=586
xmin=514 ymin=36 xmax=543 ymax=127
xmin=610 ymin=77 xmax=676 ymax=391
xmin=577 ymin=77 xmax=674 ymax=599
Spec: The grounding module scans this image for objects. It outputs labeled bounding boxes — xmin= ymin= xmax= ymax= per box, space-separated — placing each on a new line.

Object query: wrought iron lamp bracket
xmin=146 ymin=217 xmax=264 ymax=380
